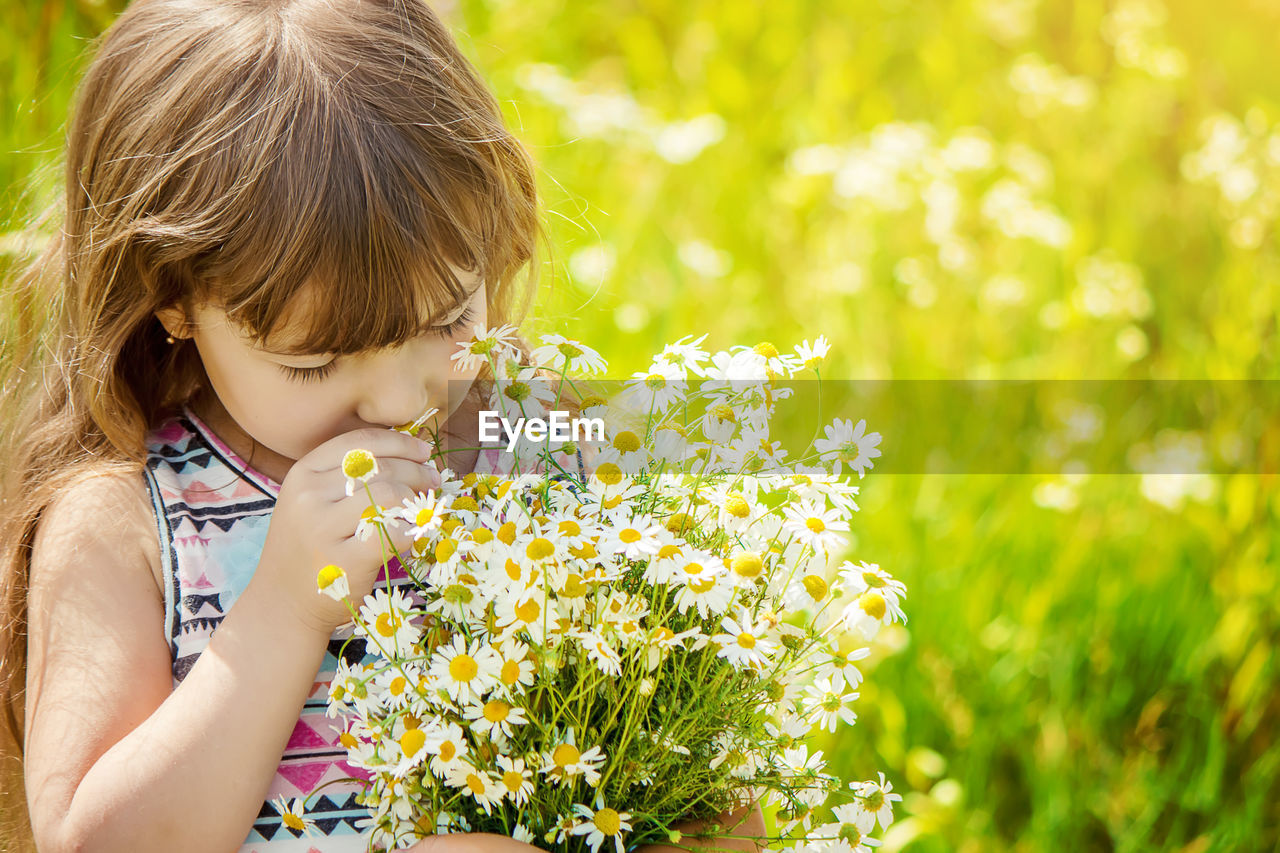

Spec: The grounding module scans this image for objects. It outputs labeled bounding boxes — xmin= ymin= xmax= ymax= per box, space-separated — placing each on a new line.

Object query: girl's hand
xmin=255 ymin=428 xmax=442 ymax=635
xmin=636 ymin=801 xmax=769 ymax=853
xmin=396 ymin=832 xmax=544 ymax=852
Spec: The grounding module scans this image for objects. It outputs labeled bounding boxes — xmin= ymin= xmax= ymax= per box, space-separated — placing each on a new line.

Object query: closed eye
xmin=432 ymin=306 xmax=476 ymax=339
xmin=278 ymin=360 xmax=338 ymax=383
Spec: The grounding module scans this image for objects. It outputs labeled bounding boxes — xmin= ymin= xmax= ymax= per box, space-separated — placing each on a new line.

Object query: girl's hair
xmin=0 ymin=0 xmax=554 ymax=844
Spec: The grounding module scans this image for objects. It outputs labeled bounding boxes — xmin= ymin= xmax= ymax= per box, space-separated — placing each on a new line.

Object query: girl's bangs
xmin=200 ymin=57 xmax=494 ymax=357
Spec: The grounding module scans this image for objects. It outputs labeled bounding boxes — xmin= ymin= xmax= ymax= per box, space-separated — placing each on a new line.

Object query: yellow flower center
xmin=559 ymin=519 xmax=581 ymax=536
xmin=731 ymin=553 xmax=764 ymax=579
xmin=472 ymin=528 xmax=494 ymax=544
xmin=682 ymin=561 xmax=704 ymax=575
xmin=415 ymin=506 xmax=435 ymax=526
xmin=501 ymin=659 xmax=522 ymax=685
xmin=557 ymin=341 xmax=584 ymax=359
xmin=466 ymin=773 xmax=486 ymax=795
xmin=375 ymin=611 xmax=402 ymax=637
xmin=436 ymin=538 xmax=457 ymax=563
xmin=859 ymin=590 xmax=887 ymax=620
xmin=724 ymin=494 xmax=750 ymax=518
xmin=753 ymin=341 xmax=779 ymax=358
xmin=439 ymin=740 xmax=457 ymax=762
xmin=645 ymin=373 xmax=666 ymax=389
xmin=594 ymin=808 xmax=622 ymax=836
xmin=282 ymin=812 xmax=306 ymax=832
xmin=562 ymin=573 xmax=588 ymax=597
xmin=526 ymin=538 xmax=555 ymax=560
xmin=690 ymin=576 xmax=715 ymax=593
xmin=400 ymin=728 xmax=426 ymax=758
xmin=514 ymin=598 xmax=541 ymax=623
xmin=613 ymin=431 xmax=641 ymax=453
xmin=339 ymin=732 xmax=358 ymax=749
xmin=503 ymin=770 xmax=525 ymax=791
xmin=595 ymin=462 xmax=624 ymax=485
xmin=390 ymin=676 xmax=407 ymax=695
xmin=449 ymin=653 xmax=479 ymax=682
xmin=863 ymin=570 xmax=886 ymax=588
xmin=498 ymin=521 xmax=517 ymax=545
xmin=552 ymin=743 xmax=580 ymax=767
xmin=341 ymin=449 xmax=376 ymax=479
xmin=806 ymin=517 xmax=826 ymax=533
xmin=483 ymin=700 xmax=510 ymax=722
xmin=316 ymin=564 xmax=345 ymax=589
xmin=802 ymin=575 xmax=830 ymax=600
xmin=737 ymin=632 xmax=757 ymax=649
xmin=619 ymin=528 xmax=642 ymax=544
xmin=711 ymin=403 xmax=736 ymax=422
xmin=570 ymin=541 xmax=598 ymax=559
xmin=453 ymin=495 xmax=478 ymax=512
xmin=666 ymin=513 xmax=694 ymax=535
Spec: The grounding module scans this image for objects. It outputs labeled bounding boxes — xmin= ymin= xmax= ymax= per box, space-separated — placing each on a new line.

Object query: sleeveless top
xmin=141 ymin=405 xmax=584 ymax=852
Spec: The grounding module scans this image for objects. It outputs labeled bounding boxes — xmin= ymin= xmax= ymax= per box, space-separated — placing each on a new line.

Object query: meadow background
xmin=2 ymin=0 xmax=1278 ymax=850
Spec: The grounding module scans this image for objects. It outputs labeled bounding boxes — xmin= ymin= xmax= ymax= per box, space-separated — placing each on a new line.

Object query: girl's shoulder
xmin=34 ymin=463 xmax=164 ymax=607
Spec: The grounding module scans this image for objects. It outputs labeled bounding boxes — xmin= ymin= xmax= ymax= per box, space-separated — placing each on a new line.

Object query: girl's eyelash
xmin=279 ymin=360 xmax=339 ymax=383
xmin=432 ymin=306 xmax=476 ymax=339
xmin=278 ymin=305 xmax=476 ymax=382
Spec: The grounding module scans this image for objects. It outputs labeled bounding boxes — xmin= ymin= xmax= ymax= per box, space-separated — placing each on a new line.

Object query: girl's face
xmin=162 ymin=267 xmax=487 ymax=469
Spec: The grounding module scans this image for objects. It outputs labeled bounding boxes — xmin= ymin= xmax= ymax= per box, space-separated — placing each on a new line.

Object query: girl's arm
xmin=23 ymin=472 xmax=345 ymax=853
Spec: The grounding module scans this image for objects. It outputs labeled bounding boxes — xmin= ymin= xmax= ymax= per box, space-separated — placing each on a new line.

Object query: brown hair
xmin=0 ymin=0 xmax=552 ymax=845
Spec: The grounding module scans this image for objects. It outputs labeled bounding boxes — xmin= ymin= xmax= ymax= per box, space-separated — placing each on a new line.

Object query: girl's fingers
xmin=304 ymin=428 xmax=435 ymax=474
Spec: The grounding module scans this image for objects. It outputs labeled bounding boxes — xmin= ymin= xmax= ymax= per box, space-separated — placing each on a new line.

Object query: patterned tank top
xmin=141 ymin=405 xmax=584 ymax=852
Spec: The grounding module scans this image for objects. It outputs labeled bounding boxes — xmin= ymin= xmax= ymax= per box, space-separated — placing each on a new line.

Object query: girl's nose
xmin=355 ymin=350 xmax=434 ymax=429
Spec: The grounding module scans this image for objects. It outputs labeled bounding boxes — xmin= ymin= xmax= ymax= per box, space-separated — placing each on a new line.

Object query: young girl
xmin=0 ymin=1 xmax=763 ymax=852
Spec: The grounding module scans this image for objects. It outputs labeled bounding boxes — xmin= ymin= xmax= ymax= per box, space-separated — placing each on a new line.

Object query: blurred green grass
xmin=3 ymin=0 xmax=1277 ymax=850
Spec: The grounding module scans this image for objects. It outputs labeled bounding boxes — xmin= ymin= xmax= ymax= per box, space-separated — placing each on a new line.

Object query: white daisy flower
xmin=427 ymin=635 xmax=502 ymax=704
xmin=451 ymin=323 xmax=521 ymax=373
xmin=370 ymin=660 xmax=424 ymax=712
xmin=814 ymin=644 xmax=873 ymax=691
xmin=803 ymin=677 xmax=859 ymax=733
xmin=496 ymin=755 xmax=536 ymax=807
xmin=353 ymin=502 xmax=402 ymax=543
xmin=620 ymin=362 xmax=688 ymax=413
xmin=601 ymin=513 xmax=664 ymax=561
xmin=783 ymin=571 xmax=836 ymax=612
xmin=541 ymin=728 xmax=606 ymax=788
xmin=425 ymin=720 xmax=469 ymax=779
xmin=354 ymin=587 xmax=421 ymax=657
xmin=571 ymin=792 xmax=633 ymax=853
xmin=711 ymin=608 xmax=776 ymax=670
xmin=268 ymin=795 xmax=318 ymax=838
xmin=398 ymin=489 xmax=453 ymax=539
xmin=847 ymin=771 xmax=903 ymax=832
xmin=782 ymin=500 xmax=851 ymax=554
xmin=511 ymin=823 xmax=537 ymax=844
xmin=653 ymin=333 xmax=710 ymax=376
xmin=315 ymin=564 xmax=349 ymax=602
xmin=673 ymin=559 xmax=734 ymax=618
xmin=814 ymin=418 xmax=883 ymax=479
xmin=530 ymin=334 xmax=608 ymax=375
xmin=446 ymin=761 xmax=503 ymax=814
xmin=793 ymin=334 xmax=832 ymax=371
xmin=463 ymin=696 xmax=529 ymax=739
xmin=593 ymin=429 xmax=653 ymax=477
xmin=341 ymin=448 xmax=378 ymax=497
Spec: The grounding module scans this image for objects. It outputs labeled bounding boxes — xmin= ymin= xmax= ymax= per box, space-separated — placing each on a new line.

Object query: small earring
xmin=166 ymin=335 xmax=176 ymax=344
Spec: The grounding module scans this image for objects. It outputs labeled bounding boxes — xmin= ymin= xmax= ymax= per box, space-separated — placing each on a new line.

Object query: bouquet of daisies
xmin=316 ymin=328 xmax=907 ymax=852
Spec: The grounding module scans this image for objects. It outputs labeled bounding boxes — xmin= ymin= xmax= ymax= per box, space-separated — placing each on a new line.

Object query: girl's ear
xmin=154 ymin=305 xmax=192 ymax=340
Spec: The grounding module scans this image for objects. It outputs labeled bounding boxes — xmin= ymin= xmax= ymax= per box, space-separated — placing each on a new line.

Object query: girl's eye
xmin=278 ymin=360 xmax=339 ymax=383
xmin=431 ymin=306 xmax=476 ymax=339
